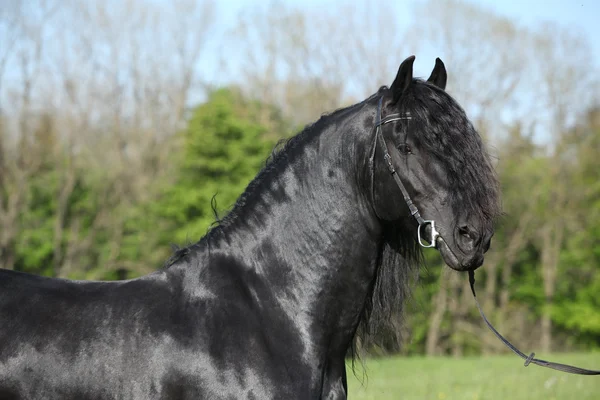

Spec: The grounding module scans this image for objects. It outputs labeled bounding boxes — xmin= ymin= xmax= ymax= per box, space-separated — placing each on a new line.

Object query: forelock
xmin=396 ymin=81 xmax=501 ymax=225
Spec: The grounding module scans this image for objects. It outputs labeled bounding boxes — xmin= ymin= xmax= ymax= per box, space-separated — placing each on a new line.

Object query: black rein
xmin=468 ymin=270 xmax=600 ymax=375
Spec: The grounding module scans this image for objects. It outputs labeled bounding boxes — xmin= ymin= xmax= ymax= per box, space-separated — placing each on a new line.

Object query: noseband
xmin=373 ymin=96 xmax=439 ymax=248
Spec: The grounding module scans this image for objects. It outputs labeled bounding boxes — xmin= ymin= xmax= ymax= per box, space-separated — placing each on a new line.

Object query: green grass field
xmin=346 ymin=353 xmax=600 ymax=399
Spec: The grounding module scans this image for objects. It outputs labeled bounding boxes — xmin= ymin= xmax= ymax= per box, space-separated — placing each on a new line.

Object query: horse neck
xmin=199 ymin=115 xmax=383 ymax=356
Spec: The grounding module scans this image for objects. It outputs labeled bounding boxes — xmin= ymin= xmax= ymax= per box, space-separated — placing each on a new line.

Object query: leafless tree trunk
xmin=426 ymin=268 xmax=449 ymax=355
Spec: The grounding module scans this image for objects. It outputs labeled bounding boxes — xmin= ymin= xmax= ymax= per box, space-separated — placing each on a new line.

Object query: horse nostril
xmin=483 ymin=237 xmax=492 ymax=252
xmin=458 ymin=225 xmax=472 ymax=240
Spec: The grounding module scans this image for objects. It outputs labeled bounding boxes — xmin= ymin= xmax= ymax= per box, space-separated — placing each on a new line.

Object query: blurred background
xmin=1 ymin=0 xmax=599 ymax=397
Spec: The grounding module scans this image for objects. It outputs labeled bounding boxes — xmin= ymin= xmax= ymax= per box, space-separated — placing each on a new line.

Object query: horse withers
xmin=0 ymin=56 xmax=501 ymax=399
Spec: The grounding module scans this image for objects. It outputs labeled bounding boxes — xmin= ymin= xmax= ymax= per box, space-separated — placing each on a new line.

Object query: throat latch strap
xmin=469 ymin=271 xmax=600 ymax=375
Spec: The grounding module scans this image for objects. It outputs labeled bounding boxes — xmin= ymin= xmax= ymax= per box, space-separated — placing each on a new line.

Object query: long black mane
xmin=397 ymin=80 xmax=501 ymax=225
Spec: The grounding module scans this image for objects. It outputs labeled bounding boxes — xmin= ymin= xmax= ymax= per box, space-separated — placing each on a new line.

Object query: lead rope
xmin=468 ymin=270 xmax=600 ymax=375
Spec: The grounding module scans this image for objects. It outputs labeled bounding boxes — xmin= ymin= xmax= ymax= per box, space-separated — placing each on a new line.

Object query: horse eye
xmin=398 ymin=144 xmax=412 ymax=154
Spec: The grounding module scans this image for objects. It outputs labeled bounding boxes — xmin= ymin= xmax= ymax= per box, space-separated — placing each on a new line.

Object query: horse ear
xmin=427 ymin=57 xmax=447 ymax=90
xmin=391 ymin=55 xmax=416 ymax=103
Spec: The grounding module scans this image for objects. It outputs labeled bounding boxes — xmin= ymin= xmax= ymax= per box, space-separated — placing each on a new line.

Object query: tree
xmin=528 ymin=23 xmax=595 ymax=352
xmin=551 ymin=107 xmax=600 ymax=347
xmin=150 ymin=87 xmax=283 ymax=250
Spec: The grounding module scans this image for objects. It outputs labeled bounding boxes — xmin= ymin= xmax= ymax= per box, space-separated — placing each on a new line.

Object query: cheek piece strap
xmin=373 ymin=95 xmax=439 ymax=248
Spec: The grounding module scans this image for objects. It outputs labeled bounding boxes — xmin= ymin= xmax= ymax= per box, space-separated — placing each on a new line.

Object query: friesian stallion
xmin=0 ymin=56 xmax=501 ymax=399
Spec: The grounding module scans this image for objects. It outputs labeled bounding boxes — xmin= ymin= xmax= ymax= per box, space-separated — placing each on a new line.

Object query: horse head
xmin=370 ymin=56 xmax=501 ymax=272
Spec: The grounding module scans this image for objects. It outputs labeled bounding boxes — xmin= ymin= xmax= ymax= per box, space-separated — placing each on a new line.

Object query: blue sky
xmin=10 ymin=0 xmax=599 ymax=91
xmin=192 ymin=0 xmax=598 ymax=145
xmin=195 ymin=0 xmax=600 ymax=91
xmin=476 ymin=0 xmax=598 ymax=37
xmin=474 ymin=0 xmax=599 ymax=63
xmin=209 ymin=0 xmax=600 ymax=62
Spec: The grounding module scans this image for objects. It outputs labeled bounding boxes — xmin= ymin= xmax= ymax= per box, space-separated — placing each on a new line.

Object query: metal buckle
xmin=417 ymin=220 xmax=439 ymax=248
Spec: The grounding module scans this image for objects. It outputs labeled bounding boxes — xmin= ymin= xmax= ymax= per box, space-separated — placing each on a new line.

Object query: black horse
xmin=0 ymin=56 xmax=501 ymax=399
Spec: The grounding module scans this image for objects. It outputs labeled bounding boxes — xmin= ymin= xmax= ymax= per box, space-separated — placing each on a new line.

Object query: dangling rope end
xmin=468 ymin=270 xmax=476 ymax=297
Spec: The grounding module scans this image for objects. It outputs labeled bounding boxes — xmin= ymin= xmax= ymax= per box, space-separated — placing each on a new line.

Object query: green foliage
xmin=151 ymin=87 xmax=281 ymax=246
xmin=550 ymin=108 xmax=600 ymax=343
xmin=15 ymin=176 xmax=56 ymax=275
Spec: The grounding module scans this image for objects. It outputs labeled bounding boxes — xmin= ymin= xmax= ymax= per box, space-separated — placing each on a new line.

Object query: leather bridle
xmin=373 ymin=95 xmax=439 ymax=248
xmin=374 ymin=95 xmax=600 ymax=376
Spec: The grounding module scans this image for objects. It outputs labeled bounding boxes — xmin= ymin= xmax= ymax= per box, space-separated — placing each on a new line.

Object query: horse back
xmin=0 ymin=263 xmax=320 ymax=399
xmin=0 ymin=268 xmax=174 ymax=344
xmin=0 ymin=268 xmax=191 ymax=399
